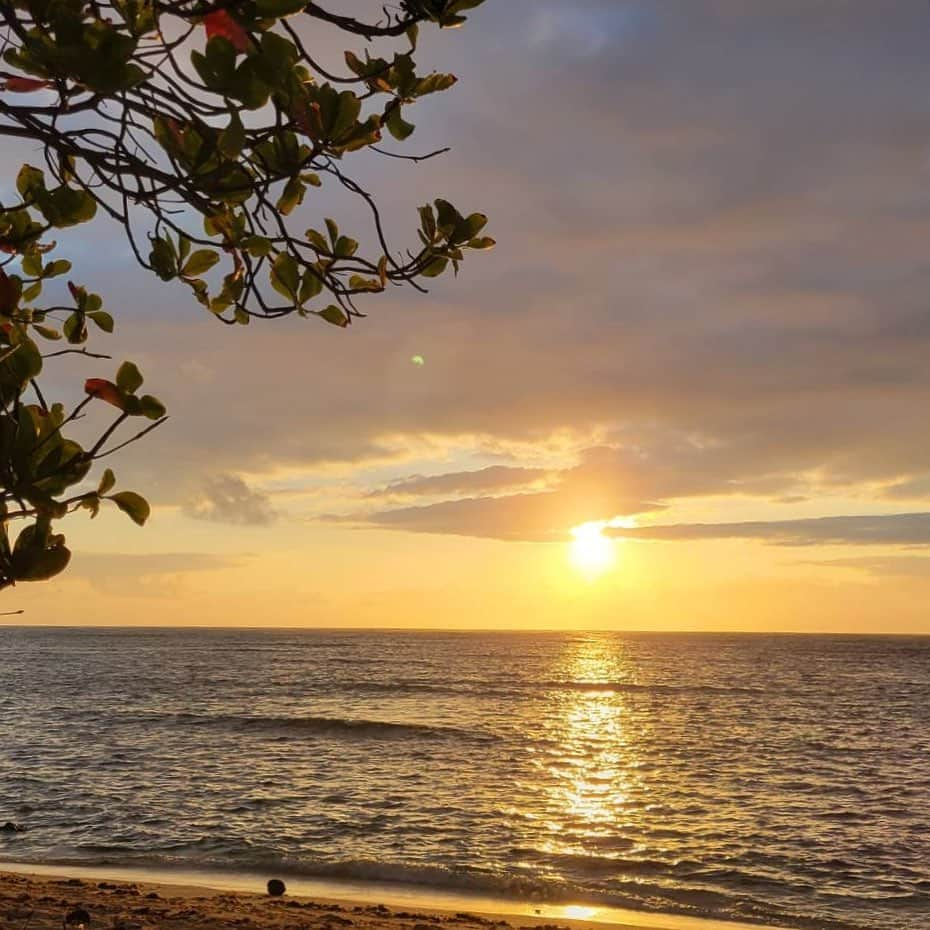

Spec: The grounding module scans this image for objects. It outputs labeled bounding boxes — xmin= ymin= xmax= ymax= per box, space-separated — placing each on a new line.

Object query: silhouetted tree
xmin=0 ymin=0 xmax=491 ymax=589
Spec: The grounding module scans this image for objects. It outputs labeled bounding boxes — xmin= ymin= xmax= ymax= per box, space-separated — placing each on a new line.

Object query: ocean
xmin=0 ymin=628 xmax=927 ymax=930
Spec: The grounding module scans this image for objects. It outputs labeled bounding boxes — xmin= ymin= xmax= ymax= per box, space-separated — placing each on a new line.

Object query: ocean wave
xmin=534 ymin=680 xmax=775 ymax=696
xmin=4 ymin=849 xmax=873 ymax=930
xmin=127 ymin=711 xmax=492 ymax=742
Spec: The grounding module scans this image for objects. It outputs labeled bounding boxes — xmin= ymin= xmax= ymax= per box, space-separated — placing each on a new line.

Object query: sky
xmin=6 ymin=0 xmax=930 ymax=630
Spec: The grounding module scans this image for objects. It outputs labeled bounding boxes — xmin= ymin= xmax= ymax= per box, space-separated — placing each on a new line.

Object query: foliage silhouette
xmin=0 ymin=0 xmax=490 ymax=590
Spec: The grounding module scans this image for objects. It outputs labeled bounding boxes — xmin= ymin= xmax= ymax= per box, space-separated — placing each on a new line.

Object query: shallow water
xmin=1 ymin=628 xmax=928 ymax=930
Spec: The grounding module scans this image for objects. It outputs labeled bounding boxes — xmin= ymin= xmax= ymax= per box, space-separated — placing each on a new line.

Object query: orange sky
xmin=5 ymin=1 xmax=930 ymax=631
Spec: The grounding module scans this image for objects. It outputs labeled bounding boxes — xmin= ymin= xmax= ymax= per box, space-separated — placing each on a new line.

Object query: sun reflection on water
xmin=528 ymin=636 xmax=646 ymax=861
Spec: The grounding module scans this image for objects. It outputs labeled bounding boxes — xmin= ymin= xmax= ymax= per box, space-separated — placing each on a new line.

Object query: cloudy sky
xmin=9 ymin=0 xmax=930 ymax=630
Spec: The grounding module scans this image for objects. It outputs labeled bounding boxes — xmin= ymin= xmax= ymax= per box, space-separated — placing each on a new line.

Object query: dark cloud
xmin=795 ymin=555 xmax=930 ymax=578
xmin=184 ymin=475 xmax=277 ymax=527
xmin=367 ymin=465 xmax=551 ymax=500
xmin=609 ymin=512 xmax=930 ymax=547
xmin=883 ymin=475 xmax=930 ymax=500
xmin=46 ymin=0 xmax=930 ymax=547
xmin=345 ymin=439 xmax=816 ymax=541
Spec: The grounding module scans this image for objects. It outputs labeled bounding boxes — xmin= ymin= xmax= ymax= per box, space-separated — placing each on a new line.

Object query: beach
xmin=4 ymin=628 xmax=926 ymax=930
xmin=0 ymin=868 xmax=788 ymax=930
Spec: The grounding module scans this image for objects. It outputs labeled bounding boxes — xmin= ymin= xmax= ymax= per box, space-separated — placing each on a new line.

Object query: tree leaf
xmin=318 ymin=304 xmax=348 ymax=327
xmin=98 ymin=468 xmax=116 ymax=495
xmin=386 ymin=105 xmax=415 ymax=141
xmin=88 ymin=310 xmax=115 ymax=332
xmin=182 ymin=250 xmax=220 ymax=277
xmin=203 ymin=11 xmax=249 ymax=53
xmin=84 ymin=378 xmax=125 ymax=409
xmin=270 ymin=252 xmax=299 ymax=300
xmin=116 ymin=361 xmax=144 ymax=393
xmin=139 ymin=394 xmax=167 ymax=420
xmin=110 ymin=491 xmax=150 ymax=526
xmin=62 ymin=312 xmax=87 ymax=344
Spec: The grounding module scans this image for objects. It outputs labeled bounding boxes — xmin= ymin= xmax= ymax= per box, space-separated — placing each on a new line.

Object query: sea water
xmin=1 ymin=628 xmax=927 ymax=930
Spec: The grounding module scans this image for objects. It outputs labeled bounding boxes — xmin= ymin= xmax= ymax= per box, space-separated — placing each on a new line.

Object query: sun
xmin=569 ymin=521 xmax=615 ymax=578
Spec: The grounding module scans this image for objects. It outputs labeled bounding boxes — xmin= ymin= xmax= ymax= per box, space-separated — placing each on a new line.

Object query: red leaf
xmin=164 ymin=117 xmax=185 ymax=147
xmin=84 ymin=379 xmax=125 ymax=410
xmin=3 ymin=77 xmax=53 ymax=93
xmin=204 ymin=11 xmax=249 ymax=53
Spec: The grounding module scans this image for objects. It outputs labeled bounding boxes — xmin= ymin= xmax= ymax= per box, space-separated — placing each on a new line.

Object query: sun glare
xmin=569 ymin=522 xmax=615 ymax=578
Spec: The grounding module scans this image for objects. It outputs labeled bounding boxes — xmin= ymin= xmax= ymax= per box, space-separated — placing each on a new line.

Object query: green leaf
xmin=88 ymin=310 xmax=114 ymax=332
xmin=305 ymin=228 xmax=329 ymax=252
xmin=116 ymin=360 xmax=144 ymax=393
xmin=21 ymin=252 xmax=42 ymax=277
xmin=270 ymin=252 xmax=299 ymax=300
xmin=413 ymin=72 xmax=458 ymax=97
xmin=456 ymin=212 xmax=488 ymax=242
xmin=276 ymin=176 xmax=305 ymax=216
xmin=434 ymin=198 xmax=462 ymax=234
xmin=80 ymin=496 xmax=101 ymax=519
xmin=219 ymin=110 xmax=246 ymax=160
xmin=62 ymin=312 xmax=87 ymax=344
xmin=349 ymin=274 xmax=381 ymax=292
xmin=11 ymin=534 xmax=71 ymax=581
xmin=149 ymin=236 xmax=177 ymax=280
xmin=139 ymin=394 xmax=167 ymax=420
xmin=16 ymin=165 xmax=45 ymax=199
xmin=318 ymin=304 xmax=348 ymax=327
xmin=331 ymin=91 xmax=362 ymax=140
xmin=182 ymin=250 xmax=220 ymax=277
xmin=44 ymin=259 xmax=72 ymax=278
xmin=468 ymin=236 xmax=496 ymax=250
xmin=418 ymin=204 xmax=436 ymax=240
xmin=98 ymin=468 xmax=116 ymax=495
xmin=334 ymin=236 xmax=358 ymax=258
xmin=298 ymin=270 xmax=323 ymax=303
xmin=32 ymin=323 xmax=61 ymax=341
xmin=386 ymin=105 xmax=415 ymax=141
xmin=421 ymin=256 xmax=448 ymax=277
xmin=110 ymin=491 xmax=150 ymax=526
xmin=242 ymin=236 xmax=272 ymax=257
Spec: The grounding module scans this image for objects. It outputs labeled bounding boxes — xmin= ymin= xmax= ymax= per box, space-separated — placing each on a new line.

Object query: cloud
xmin=795 ymin=555 xmax=930 ymax=578
xmin=68 ymin=552 xmax=240 ymax=596
xmin=341 ymin=437 xmax=820 ymax=541
xmin=43 ymin=0 xmax=930 ymax=553
xmin=882 ymin=475 xmax=930 ymax=500
xmin=366 ymin=465 xmax=552 ymax=500
xmin=609 ymin=512 xmax=930 ymax=547
xmin=184 ymin=474 xmax=277 ymax=526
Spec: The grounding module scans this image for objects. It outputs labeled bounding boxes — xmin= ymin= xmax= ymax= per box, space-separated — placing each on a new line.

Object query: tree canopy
xmin=0 ymin=0 xmax=490 ymax=591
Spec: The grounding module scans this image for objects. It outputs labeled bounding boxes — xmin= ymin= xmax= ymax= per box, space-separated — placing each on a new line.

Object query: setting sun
xmin=570 ymin=522 xmax=615 ymax=578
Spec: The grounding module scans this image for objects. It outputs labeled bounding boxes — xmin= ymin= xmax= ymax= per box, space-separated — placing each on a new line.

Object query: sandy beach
xmin=0 ymin=869 xmax=790 ymax=930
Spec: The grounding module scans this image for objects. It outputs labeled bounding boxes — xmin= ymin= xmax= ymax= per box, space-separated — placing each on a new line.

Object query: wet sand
xmin=0 ymin=868 xmax=792 ymax=930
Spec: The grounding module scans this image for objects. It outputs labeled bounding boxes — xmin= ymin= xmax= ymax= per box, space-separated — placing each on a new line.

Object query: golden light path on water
xmin=516 ymin=634 xmax=647 ymax=908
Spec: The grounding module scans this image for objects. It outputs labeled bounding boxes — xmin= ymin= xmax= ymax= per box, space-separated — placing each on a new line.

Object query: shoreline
xmin=0 ymin=863 xmax=794 ymax=930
